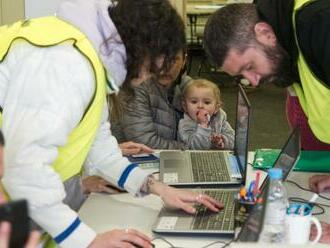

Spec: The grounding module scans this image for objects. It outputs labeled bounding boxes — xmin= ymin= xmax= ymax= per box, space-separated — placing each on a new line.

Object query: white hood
xmin=57 ymin=0 xmax=127 ymax=92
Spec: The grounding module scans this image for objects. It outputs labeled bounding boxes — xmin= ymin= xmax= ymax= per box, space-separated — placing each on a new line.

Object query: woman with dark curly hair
xmin=110 ymin=0 xmax=187 ymax=96
xmin=108 ymin=0 xmax=191 ymax=149
xmin=0 ymin=0 xmax=222 ymax=247
xmin=111 ymin=49 xmax=192 ymax=149
xmin=109 ymin=0 xmax=190 ymax=149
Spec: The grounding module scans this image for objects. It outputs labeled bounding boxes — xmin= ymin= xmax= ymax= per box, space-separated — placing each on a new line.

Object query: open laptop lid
xmin=237 ymin=128 xmax=300 ymax=242
xmin=236 ymin=179 xmax=269 ymax=242
xmin=260 ymin=127 xmax=301 ymax=192
xmin=234 ymin=84 xmax=251 ymax=186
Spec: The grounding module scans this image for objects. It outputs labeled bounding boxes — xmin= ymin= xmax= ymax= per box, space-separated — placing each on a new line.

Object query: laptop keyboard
xmin=190 ymin=152 xmax=231 ymax=182
xmin=192 ymin=190 xmax=235 ymax=231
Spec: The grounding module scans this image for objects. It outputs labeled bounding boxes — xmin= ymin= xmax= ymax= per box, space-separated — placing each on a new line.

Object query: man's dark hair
xmin=204 ymin=3 xmax=260 ymax=67
xmin=109 ymin=0 xmax=186 ymax=97
xmin=0 ymin=130 xmax=4 ymax=146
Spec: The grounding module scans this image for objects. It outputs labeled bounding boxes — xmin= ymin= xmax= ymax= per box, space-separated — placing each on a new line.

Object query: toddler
xmin=178 ymin=79 xmax=234 ymax=149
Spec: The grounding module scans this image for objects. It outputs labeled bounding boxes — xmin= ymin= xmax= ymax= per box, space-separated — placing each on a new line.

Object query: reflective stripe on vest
xmin=0 ymin=17 xmax=107 ymax=181
xmin=292 ymin=0 xmax=330 ymax=143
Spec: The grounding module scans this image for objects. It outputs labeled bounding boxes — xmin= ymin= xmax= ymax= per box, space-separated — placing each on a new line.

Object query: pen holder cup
xmin=234 ymin=200 xmax=255 ymax=236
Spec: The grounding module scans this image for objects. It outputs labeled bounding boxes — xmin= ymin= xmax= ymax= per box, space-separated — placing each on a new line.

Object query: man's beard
xmin=259 ymin=42 xmax=295 ymax=88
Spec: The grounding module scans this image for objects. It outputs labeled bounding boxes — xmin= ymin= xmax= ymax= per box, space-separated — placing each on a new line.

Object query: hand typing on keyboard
xmin=193 ymin=191 xmax=235 ymax=231
xmin=146 ymin=178 xmax=224 ymax=214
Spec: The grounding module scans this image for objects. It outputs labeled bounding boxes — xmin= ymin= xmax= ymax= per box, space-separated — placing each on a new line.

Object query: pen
xmin=287 ymin=204 xmax=295 ymax=215
xmin=303 ymin=204 xmax=312 ymax=216
xmin=309 ymin=193 xmax=319 ymax=204
xmin=288 ymin=203 xmax=300 ymax=215
xmin=247 ymin=181 xmax=255 ymax=202
xmin=239 ymin=187 xmax=247 ymax=201
xmin=305 ymin=193 xmax=318 ymax=214
xmin=293 ymin=203 xmax=302 ymax=215
xmin=289 ymin=203 xmax=312 ymax=216
xmin=298 ymin=205 xmax=305 ymax=216
xmin=253 ymin=171 xmax=260 ymax=197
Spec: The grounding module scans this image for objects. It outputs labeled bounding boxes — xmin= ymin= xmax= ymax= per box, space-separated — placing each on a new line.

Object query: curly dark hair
xmin=108 ymin=0 xmax=186 ymax=97
xmin=204 ymin=3 xmax=259 ymax=68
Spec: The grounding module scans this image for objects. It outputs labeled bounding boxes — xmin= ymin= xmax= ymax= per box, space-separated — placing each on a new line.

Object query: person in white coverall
xmin=0 ymin=0 xmax=222 ymax=247
xmin=0 ymin=130 xmax=40 ymax=247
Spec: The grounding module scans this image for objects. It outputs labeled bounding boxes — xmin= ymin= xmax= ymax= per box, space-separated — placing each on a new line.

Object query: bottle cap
xmin=268 ymin=168 xmax=282 ymax=180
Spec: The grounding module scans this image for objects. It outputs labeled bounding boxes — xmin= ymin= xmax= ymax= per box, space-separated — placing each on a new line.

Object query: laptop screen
xmin=273 ymin=128 xmax=301 ymax=180
xmin=234 ymin=85 xmax=251 ymax=185
xmin=237 ymin=128 xmax=300 ymax=242
xmin=260 ymin=127 xmax=301 ymax=192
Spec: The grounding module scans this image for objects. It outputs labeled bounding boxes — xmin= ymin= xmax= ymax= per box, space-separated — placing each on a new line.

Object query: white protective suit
xmin=0 ymin=0 xmax=150 ymax=247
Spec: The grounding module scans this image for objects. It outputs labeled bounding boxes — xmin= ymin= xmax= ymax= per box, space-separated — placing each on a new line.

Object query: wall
xmin=0 ymin=0 xmax=25 ymax=25
xmin=169 ymin=0 xmax=187 ymax=25
xmin=25 ymin=0 xmax=59 ymax=19
xmin=1 ymin=0 xmax=190 ymax=26
xmin=0 ymin=0 xmax=58 ymax=25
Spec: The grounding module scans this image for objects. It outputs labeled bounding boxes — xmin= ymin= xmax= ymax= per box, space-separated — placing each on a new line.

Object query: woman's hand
xmin=147 ymin=179 xmax=223 ymax=214
xmin=119 ymin=141 xmax=153 ymax=156
xmin=82 ymin=176 xmax=123 ymax=194
xmin=24 ymin=230 xmax=40 ymax=248
xmin=88 ymin=228 xmax=153 ymax=248
xmin=309 ymin=175 xmax=330 ymax=193
xmin=0 ymin=222 xmax=40 ymax=248
xmin=310 ymin=221 xmax=330 ymax=243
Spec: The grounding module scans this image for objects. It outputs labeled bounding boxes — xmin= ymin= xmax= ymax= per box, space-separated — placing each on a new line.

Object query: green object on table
xmin=253 ymin=149 xmax=330 ymax=173
xmin=253 ymin=149 xmax=281 ymax=169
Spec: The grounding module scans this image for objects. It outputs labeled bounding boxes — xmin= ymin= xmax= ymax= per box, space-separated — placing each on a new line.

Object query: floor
xmin=187 ymin=55 xmax=291 ymax=151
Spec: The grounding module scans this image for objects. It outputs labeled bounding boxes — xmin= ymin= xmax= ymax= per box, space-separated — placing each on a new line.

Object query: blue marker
xmin=247 ymin=181 xmax=255 ymax=201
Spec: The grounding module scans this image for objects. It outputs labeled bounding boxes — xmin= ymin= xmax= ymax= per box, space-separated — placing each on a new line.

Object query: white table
xmin=79 ymin=156 xmax=330 ymax=248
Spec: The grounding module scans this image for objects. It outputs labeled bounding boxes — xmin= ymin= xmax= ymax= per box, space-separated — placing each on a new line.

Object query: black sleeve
xmin=296 ymin=0 xmax=330 ymax=88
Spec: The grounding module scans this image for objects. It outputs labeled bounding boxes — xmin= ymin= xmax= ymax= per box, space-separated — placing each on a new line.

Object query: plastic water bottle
xmin=260 ymin=168 xmax=288 ymax=243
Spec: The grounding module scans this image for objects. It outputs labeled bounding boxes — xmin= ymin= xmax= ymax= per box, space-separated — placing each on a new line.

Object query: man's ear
xmin=254 ymin=22 xmax=276 ymax=47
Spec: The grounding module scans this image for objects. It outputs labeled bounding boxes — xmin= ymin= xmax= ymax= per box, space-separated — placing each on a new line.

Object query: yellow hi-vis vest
xmin=292 ymin=0 xmax=330 ymax=143
xmin=0 ymin=16 xmax=107 ymax=181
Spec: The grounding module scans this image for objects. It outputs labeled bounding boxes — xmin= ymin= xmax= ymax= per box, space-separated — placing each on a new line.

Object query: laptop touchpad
xmin=164 ymin=159 xmax=182 ymax=168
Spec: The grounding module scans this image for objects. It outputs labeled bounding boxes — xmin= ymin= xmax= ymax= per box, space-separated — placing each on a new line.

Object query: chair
xmin=186 ymin=11 xmax=208 ymax=75
xmin=185 ymin=1 xmax=223 ymax=75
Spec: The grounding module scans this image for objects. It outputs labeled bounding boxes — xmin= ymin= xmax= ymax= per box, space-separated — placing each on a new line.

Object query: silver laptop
xmin=160 ymin=84 xmax=251 ymax=186
xmin=152 ymin=128 xmax=301 ymax=235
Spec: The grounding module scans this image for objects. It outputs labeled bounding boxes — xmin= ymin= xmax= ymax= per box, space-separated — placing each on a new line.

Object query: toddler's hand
xmin=196 ymin=110 xmax=210 ymax=126
xmin=211 ymin=134 xmax=225 ymax=149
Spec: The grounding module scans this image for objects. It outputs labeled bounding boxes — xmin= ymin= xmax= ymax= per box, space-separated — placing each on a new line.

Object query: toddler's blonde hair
xmin=182 ymin=79 xmax=222 ymax=107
